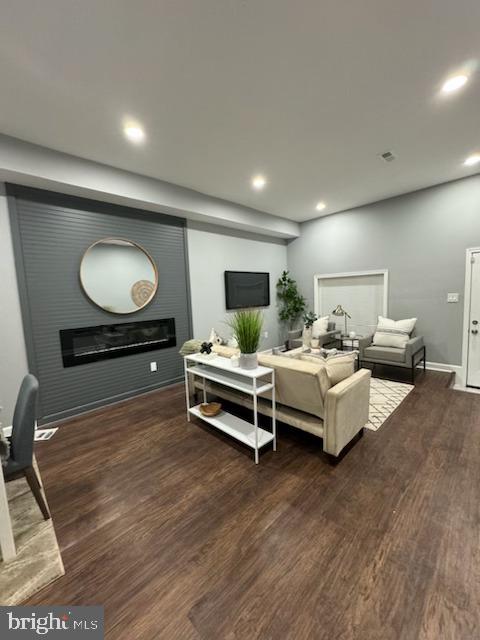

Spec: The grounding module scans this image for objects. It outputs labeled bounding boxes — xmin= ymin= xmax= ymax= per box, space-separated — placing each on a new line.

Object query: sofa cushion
xmin=364 ymin=345 xmax=406 ymax=363
xmin=373 ymin=315 xmax=417 ymax=349
xmin=258 ymin=353 xmax=330 ymax=419
xmin=298 ymin=352 xmax=355 ymax=385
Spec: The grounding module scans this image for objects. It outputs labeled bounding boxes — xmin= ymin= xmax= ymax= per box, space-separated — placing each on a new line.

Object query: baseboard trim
xmin=415 ymin=361 xmax=463 ymax=386
xmin=453 ymin=384 xmax=480 ymax=395
xmin=419 ymin=360 xmax=461 ymax=373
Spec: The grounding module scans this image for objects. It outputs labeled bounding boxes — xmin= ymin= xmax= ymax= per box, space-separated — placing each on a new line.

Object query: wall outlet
xmin=447 ymin=293 xmax=459 ymax=303
xmin=150 ymin=362 xmax=157 ymax=372
xmin=263 ymin=330 xmax=269 ymax=338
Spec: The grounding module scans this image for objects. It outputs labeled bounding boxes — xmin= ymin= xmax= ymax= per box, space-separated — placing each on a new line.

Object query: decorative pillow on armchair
xmin=373 ymin=316 xmax=417 ymax=349
xmin=311 ymin=316 xmax=329 ymax=338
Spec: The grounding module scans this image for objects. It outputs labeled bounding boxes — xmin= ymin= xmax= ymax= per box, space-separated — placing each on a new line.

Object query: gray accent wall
xmin=9 ymin=186 xmax=192 ymax=424
xmin=187 ymin=222 xmax=287 ymax=349
xmin=287 ymin=174 xmax=480 ymax=366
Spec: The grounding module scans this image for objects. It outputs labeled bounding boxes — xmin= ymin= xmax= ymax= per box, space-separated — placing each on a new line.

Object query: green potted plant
xmin=303 ymin=311 xmax=317 ymax=329
xmin=276 ymin=270 xmax=306 ymax=343
xmin=227 ymin=310 xmax=263 ymax=370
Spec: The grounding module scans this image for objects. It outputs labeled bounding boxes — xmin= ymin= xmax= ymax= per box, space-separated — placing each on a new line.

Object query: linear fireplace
xmin=60 ymin=318 xmax=176 ymax=367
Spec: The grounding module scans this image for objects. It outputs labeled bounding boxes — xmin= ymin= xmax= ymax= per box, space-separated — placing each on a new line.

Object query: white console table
xmin=184 ymin=353 xmax=276 ymax=464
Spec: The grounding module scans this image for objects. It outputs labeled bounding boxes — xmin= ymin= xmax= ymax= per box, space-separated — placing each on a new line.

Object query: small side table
xmin=339 ymin=335 xmax=363 ymax=351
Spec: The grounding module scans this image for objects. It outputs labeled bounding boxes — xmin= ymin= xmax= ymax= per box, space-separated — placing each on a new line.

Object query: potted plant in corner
xmin=227 ymin=310 xmax=263 ymax=370
xmin=276 ymin=270 xmax=306 ymax=346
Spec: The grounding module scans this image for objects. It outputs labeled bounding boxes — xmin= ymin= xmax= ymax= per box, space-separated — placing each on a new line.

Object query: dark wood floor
xmin=27 ymin=371 xmax=480 ymax=639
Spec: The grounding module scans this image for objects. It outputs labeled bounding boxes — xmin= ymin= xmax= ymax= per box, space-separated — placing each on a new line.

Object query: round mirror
xmin=80 ymin=238 xmax=158 ymax=314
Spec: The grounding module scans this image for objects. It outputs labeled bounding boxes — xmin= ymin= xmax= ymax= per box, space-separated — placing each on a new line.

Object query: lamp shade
xmin=332 ymin=305 xmax=351 ymax=319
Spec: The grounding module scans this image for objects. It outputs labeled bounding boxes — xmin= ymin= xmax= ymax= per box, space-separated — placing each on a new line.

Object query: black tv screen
xmin=224 ymin=271 xmax=270 ymax=309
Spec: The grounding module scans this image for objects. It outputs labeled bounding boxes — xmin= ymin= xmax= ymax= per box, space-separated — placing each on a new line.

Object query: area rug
xmin=366 ymin=377 xmax=414 ymax=431
xmin=0 ymin=469 xmax=64 ymax=604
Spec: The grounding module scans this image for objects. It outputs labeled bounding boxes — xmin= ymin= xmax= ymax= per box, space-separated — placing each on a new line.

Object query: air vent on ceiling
xmin=380 ymin=150 xmax=396 ymax=163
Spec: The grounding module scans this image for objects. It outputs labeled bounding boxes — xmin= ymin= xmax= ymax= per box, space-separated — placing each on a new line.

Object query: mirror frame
xmin=79 ymin=237 xmax=159 ymax=314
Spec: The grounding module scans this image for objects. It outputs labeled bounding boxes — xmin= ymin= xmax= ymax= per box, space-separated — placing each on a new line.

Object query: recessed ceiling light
xmin=464 ymin=153 xmax=480 ymax=167
xmin=123 ymin=121 xmax=145 ymax=143
xmin=315 ymin=201 xmax=326 ymax=211
xmin=441 ymin=74 xmax=469 ymax=94
xmin=251 ymin=175 xmax=267 ymax=190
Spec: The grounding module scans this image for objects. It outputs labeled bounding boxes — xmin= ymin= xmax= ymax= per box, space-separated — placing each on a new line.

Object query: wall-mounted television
xmin=224 ymin=271 xmax=270 ymax=309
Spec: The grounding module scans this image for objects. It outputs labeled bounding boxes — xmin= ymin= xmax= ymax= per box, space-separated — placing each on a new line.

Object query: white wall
xmin=187 ymin=222 xmax=287 ymax=349
xmin=0 ymin=134 xmax=299 ymax=240
xmin=0 ymin=187 xmax=28 ymax=426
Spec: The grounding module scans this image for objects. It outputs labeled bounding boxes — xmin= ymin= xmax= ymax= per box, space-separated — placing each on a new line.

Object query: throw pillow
xmin=213 ymin=344 xmax=239 ymax=358
xmin=299 ymin=352 xmax=355 ymax=385
xmin=311 ymin=316 xmax=329 ymax=338
xmin=179 ymin=339 xmax=203 ymax=356
xmin=373 ymin=316 xmax=417 ymax=349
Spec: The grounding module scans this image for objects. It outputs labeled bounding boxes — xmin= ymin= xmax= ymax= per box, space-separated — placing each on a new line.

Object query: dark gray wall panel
xmin=9 ymin=186 xmax=191 ymax=423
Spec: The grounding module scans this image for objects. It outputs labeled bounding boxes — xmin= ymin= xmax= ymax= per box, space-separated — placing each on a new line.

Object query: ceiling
xmin=0 ymin=0 xmax=479 ymax=222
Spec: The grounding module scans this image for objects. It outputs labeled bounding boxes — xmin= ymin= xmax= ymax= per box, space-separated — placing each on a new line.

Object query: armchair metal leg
xmin=24 ymin=466 xmax=51 ymax=520
xmin=411 ymin=346 xmax=427 ymax=384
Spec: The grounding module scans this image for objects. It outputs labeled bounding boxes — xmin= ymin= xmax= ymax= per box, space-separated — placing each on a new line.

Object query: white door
xmin=467 ymin=251 xmax=480 ymax=388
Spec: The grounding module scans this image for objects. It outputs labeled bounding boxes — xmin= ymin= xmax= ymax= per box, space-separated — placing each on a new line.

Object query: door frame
xmin=461 ymin=247 xmax=480 ymax=388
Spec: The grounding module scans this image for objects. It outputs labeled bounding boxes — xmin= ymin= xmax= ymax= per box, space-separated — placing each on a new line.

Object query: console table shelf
xmin=184 ymin=353 xmax=276 ymax=464
xmin=188 ymin=363 xmax=274 ymax=396
xmin=188 ymin=405 xmax=275 ymax=449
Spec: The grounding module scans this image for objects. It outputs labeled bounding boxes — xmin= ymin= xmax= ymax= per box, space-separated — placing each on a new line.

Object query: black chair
xmin=3 ymin=374 xmax=50 ymax=520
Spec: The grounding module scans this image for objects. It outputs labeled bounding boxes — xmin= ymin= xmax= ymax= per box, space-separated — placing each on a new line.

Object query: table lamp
xmin=332 ymin=304 xmax=351 ymax=336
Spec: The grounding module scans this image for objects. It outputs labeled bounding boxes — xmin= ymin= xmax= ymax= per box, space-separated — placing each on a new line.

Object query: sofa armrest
xmin=358 ymin=334 xmax=374 ymax=358
xmin=405 ymin=335 xmax=425 ymax=361
xmin=323 ymin=369 xmax=371 ymax=457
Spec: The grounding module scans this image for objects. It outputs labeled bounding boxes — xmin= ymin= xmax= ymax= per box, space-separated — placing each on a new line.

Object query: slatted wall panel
xmin=9 ymin=187 xmax=191 ymax=423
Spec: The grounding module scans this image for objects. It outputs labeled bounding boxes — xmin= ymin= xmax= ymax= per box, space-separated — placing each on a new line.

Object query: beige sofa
xmin=192 ymin=346 xmax=371 ymax=460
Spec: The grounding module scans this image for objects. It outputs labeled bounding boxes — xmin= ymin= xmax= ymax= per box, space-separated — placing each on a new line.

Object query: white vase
xmin=239 ymin=352 xmax=258 ymax=370
xmin=302 ymin=326 xmax=312 ymax=348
